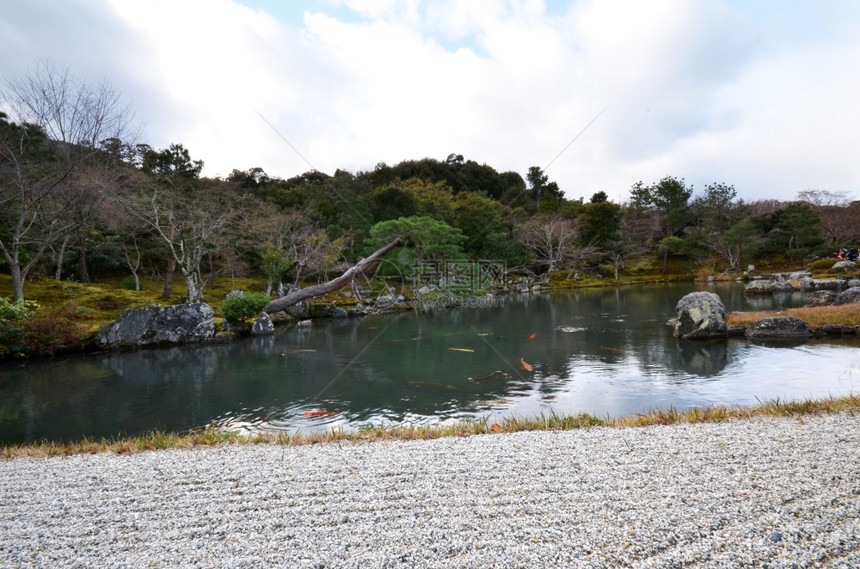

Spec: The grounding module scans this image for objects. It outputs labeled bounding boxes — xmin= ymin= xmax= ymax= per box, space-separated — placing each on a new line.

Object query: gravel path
xmin=1 ymin=413 xmax=858 ymax=568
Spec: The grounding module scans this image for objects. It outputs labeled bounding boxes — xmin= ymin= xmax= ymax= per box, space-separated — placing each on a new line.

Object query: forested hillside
xmin=2 ymin=66 xmax=859 ymax=304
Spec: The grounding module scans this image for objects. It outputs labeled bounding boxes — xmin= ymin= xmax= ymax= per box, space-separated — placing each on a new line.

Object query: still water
xmin=1 ymin=283 xmax=858 ymax=444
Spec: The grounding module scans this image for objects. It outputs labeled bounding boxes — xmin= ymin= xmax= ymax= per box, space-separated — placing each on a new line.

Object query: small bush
xmin=695 ymin=267 xmax=714 ymax=281
xmin=221 ymin=291 xmax=271 ymax=322
xmin=0 ymin=300 xmax=88 ymax=358
xmin=0 ymin=297 xmax=39 ymax=320
xmin=0 ymin=319 xmax=25 ymax=357
xmin=21 ymin=308 xmax=89 ymax=356
xmin=0 ymin=298 xmax=39 ymax=357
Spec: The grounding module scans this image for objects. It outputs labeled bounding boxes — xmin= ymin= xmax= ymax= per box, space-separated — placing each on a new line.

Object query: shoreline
xmin=3 ymin=276 xmax=859 ymax=362
xmin=4 ymin=393 xmax=858 ymax=459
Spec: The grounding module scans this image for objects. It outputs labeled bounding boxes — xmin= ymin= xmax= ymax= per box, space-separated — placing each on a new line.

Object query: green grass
xmin=0 ymin=273 xmax=270 ymax=330
xmin=3 ymin=394 xmax=857 ymax=459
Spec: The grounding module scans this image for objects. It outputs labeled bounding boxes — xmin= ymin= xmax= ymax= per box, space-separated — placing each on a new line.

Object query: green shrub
xmin=0 ymin=297 xmax=39 ymax=320
xmin=221 ymin=292 xmax=271 ymax=322
xmin=0 ymin=298 xmax=39 ymax=357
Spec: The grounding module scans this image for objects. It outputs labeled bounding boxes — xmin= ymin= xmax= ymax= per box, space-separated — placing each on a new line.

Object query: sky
xmin=1 ymin=0 xmax=859 ymax=203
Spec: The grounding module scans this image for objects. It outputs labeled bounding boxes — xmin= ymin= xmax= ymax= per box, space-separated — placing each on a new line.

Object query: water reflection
xmin=1 ymin=282 xmax=858 ymax=444
xmin=671 ymin=339 xmax=729 ymax=377
xmin=743 ymin=291 xmax=807 ymax=311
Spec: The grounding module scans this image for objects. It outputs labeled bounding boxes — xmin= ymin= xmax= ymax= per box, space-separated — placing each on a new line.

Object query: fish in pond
xmin=473 ymin=370 xmax=509 ymax=382
xmin=448 ymin=348 xmax=475 ymax=353
xmin=303 ymin=410 xmax=338 ymax=417
xmin=520 ymin=359 xmax=535 ymax=372
xmin=408 ymin=381 xmax=454 ymax=390
xmin=600 ymin=346 xmax=625 ymax=354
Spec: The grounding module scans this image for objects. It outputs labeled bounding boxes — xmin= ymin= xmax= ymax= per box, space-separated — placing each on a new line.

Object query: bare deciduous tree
xmin=254 ymin=204 xmax=347 ymax=295
xmin=517 ymin=215 xmax=577 ymax=274
xmin=797 ymin=189 xmax=859 ymax=246
xmin=116 ymin=177 xmax=250 ymax=303
xmin=0 ymin=60 xmax=136 ymax=299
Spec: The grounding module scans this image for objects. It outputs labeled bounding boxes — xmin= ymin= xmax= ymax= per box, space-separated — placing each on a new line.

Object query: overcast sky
xmin=2 ymin=0 xmax=858 ymax=203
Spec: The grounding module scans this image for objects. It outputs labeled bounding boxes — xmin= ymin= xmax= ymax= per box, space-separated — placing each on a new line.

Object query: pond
xmin=1 ymin=282 xmax=858 ymax=444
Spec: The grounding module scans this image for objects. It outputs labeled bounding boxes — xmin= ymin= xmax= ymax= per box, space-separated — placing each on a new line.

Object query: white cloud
xmin=1 ymin=0 xmax=857 ymax=202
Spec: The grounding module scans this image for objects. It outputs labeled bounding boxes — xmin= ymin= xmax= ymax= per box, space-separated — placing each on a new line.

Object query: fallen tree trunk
xmin=264 ymin=235 xmax=408 ymax=314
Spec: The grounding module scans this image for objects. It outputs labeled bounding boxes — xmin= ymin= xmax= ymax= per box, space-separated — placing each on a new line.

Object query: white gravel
xmin=1 ymin=412 xmax=858 ymax=568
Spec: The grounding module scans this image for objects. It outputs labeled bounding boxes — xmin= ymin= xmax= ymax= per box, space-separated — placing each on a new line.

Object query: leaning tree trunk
xmin=264 ymin=235 xmax=407 ymax=314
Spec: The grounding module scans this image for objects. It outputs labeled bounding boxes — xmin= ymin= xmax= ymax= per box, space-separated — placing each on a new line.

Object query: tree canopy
xmin=0 ymin=62 xmax=850 ymax=301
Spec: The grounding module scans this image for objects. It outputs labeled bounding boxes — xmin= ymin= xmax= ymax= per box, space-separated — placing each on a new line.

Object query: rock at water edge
xmin=744 ymin=280 xmax=795 ymax=295
xmin=251 ymin=312 xmax=275 ymax=336
xmin=806 ymin=290 xmax=837 ymax=307
xmin=833 ymin=286 xmax=860 ymax=305
xmin=674 ymin=291 xmax=728 ymax=339
xmin=98 ymin=303 xmax=215 ymax=348
xmin=744 ymin=317 xmax=811 ymax=339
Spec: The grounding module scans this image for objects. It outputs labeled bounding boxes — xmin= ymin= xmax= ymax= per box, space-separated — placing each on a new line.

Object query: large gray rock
xmin=744 ymin=317 xmax=811 ymax=340
xmin=810 ymin=279 xmax=844 ymax=291
xmin=251 ymin=312 xmax=275 ymax=336
xmin=97 ymin=303 xmax=215 ymax=349
xmin=833 ymin=286 xmax=860 ymax=305
xmin=673 ymin=292 xmax=727 ymax=339
xmin=832 ymin=260 xmax=856 ymax=271
xmin=805 ymin=290 xmax=837 ymax=307
xmin=744 ymin=279 xmax=795 ymax=295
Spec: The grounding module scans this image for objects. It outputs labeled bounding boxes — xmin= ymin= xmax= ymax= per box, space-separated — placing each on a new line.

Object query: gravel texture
xmin=1 ymin=413 xmax=859 ymax=568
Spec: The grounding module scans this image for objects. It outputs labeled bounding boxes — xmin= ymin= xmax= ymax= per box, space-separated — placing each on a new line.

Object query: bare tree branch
xmin=264 ymin=234 xmax=408 ymax=314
